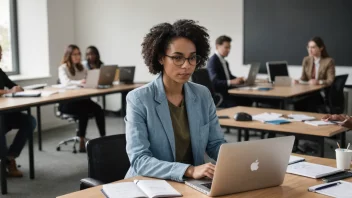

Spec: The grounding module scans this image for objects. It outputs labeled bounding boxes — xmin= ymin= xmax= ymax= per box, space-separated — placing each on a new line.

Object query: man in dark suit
xmin=207 ymin=35 xmax=251 ymax=107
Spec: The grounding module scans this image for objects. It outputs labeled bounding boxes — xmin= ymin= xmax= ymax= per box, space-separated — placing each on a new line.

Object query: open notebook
xmin=101 ymin=180 xmax=182 ymax=198
xmin=287 ymin=162 xmax=343 ymax=178
xmin=308 ymin=180 xmax=352 ymax=197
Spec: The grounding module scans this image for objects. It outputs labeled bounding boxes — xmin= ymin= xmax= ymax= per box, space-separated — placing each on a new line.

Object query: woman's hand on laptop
xmin=184 ymin=163 xmax=215 ymax=179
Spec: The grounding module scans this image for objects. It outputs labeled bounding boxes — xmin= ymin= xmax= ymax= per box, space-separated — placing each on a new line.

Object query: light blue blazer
xmin=125 ymin=74 xmax=226 ymax=182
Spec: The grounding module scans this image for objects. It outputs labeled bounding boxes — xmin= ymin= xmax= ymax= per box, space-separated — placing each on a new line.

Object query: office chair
xmin=320 ymin=74 xmax=349 ymax=114
xmin=192 ymin=68 xmax=223 ymax=107
xmin=54 ymin=104 xmax=94 ymax=153
xmin=80 ymin=134 xmax=130 ymax=190
xmin=192 ymin=69 xmax=233 ymax=134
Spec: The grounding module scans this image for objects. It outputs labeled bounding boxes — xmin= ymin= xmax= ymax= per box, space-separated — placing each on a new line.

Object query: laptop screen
xmin=268 ymin=63 xmax=289 ymax=82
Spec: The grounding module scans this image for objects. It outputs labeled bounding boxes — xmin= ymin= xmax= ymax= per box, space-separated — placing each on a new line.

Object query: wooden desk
xmin=57 ymin=155 xmax=352 ymax=198
xmin=0 ymin=83 xmax=143 ymax=194
xmin=217 ymin=106 xmax=349 ymax=157
xmin=228 ymin=84 xmax=326 ymax=109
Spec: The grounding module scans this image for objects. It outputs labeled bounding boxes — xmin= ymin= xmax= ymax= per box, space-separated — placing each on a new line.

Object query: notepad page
xmin=252 ymin=112 xmax=283 ymax=122
xmin=102 ymin=182 xmax=147 ymax=198
xmin=304 ymin=121 xmax=335 ymax=126
xmin=287 ymin=162 xmax=343 ymax=178
xmin=287 ymin=114 xmax=315 ymax=121
xmin=135 ymin=180 xmax=182 ymax=198
xmin=311 ymin=181 xmax=352 ymax=197
xmin=288 ymin=155 xmax=305 ymax=165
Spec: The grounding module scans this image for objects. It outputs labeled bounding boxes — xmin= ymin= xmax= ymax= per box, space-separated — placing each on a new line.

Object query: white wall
xmin=10 ymin=0 xmax=75 ymax=131
xmin=73 ymin=0 xmax=352 ymax=84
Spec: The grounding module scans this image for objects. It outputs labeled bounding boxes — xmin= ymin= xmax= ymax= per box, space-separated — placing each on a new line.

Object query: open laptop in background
xmin=119 ymin=66 xmax=135 ymax=84
xmin=185 ymin=136 xmax=295 ymax=197
xmin=85 ymin=65 xmax=117 ymax=89
xmin=231 ymin=62 xmax=260 ymax=88
xmin=266 ymin=61 xmax=289 ymax=83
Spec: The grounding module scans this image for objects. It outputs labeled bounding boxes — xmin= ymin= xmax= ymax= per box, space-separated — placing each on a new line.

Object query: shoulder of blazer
xmin=321 ymin=57 xmax=334 ymax=66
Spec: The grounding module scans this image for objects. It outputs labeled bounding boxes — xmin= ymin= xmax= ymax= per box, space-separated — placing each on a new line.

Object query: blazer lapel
xmin=184 ymin=83 xmax=202 ymax=165
xmin=317 ymin=58 xmax=326 ymax=79
xmin=307 ymin=57 xmax=314 ymax=79
xmin=154 ymin=75 xmax=176 ymax=160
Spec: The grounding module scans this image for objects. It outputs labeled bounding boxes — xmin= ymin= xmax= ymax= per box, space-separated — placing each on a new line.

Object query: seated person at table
xmin=125 ymin=20 xmax=227 ymax=182
xmin=322 ymin=114 xmax=352 ymax=129
xmin=82 ymin=45 xmax=104 ymax=70
xmin=294 ymin=37 xmax=335 ymax=112
xmin=207 ymin=35 xmax=251 ymax=107
xmin=58 ymin=44 xmax=106 ymax=152
xmin=0 ymin=44 xmax=36 ymax=177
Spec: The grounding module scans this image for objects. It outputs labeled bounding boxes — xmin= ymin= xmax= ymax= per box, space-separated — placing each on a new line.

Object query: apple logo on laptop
xmin=250 ymin=159 xmax=259 ymax=171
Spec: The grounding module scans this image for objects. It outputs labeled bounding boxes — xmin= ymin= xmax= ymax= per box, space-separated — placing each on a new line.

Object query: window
xmin=0 ymin=0 xmax=19 ymax=75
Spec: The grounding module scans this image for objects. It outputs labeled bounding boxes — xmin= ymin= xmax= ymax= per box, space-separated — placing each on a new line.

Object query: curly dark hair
xmin=141 ymin=19 xmax=210 ymax=74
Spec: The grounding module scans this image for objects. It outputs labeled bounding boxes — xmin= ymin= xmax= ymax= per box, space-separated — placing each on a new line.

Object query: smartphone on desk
xmin=322 ymin=171 xmax=352 ymax=183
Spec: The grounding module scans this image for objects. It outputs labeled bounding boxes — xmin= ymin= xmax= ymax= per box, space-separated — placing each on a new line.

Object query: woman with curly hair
xmin=125 ymin=20 xmax=226 ymax=182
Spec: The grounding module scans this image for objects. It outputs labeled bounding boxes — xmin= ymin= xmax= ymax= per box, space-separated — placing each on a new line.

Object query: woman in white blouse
xmin=58 ymin=44 xmax=106 ymax=152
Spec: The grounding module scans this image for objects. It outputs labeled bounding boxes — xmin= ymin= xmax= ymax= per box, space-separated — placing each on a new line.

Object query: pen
xmin=315 ymin=182 xmax=341 ymax=191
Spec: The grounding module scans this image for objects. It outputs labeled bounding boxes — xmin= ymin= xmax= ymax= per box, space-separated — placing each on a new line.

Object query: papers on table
xmin=308 ymin=180 xmax=352 ymax=197
xmin=252 ymin=112 xmax=283 ymax=122
xmin=288 ymin=155 xmax=305 ymax=165
xmin=286 ymin=162 xmax=343 ymax=178
xmin=287 ymin=114 xmax=315 ymax=121
xmin=51 ymin=84 xmax=81 ymax=89
xmin=304 ymin=121 xmax=336 ymax=126
xmin=2 ymin=90 xmax=58 ymax=98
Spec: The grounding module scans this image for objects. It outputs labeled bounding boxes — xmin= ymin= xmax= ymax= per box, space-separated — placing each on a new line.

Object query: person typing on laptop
xmin=0 ymin=44 xmax=37 ymax=177
xmin=125 ymin=20 xmax=227 ymax=182
xmin=58 ymin=45 xmax=106 ymax=152
xmin=207 ymin=35 xmax=251 ymax=107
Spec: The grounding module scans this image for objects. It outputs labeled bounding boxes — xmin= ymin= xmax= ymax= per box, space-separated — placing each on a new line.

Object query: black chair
xmin=80 ymin=134 xmax=130 ymax=190
xmin=54 ymin=104 xmax=94 ymax=153
xmin=321 ymin=74 xmax=349 ymax=114
xmin=192 ymin=68 xmax=223 ymax=107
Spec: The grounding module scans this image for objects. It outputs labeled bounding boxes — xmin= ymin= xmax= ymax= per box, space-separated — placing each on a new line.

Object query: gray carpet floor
xmin=1 ymin=116 xmax=351 ymax=198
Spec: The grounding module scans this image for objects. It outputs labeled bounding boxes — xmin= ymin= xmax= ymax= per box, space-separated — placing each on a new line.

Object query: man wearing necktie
xmin=207 ymin=35 xmax=252 ymax=107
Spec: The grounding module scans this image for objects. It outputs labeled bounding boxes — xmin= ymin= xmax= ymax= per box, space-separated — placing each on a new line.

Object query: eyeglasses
xmin=165 ymin=54 xmax=202 ymax=67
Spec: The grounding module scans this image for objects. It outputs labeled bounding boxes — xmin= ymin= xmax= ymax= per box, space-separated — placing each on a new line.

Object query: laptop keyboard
xmin=201 ymin=183 xmax=212 ymax=189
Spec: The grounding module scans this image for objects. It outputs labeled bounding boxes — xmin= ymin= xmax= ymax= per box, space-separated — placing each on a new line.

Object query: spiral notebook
xmin=287 ymin=162 xmax=343 ymax=178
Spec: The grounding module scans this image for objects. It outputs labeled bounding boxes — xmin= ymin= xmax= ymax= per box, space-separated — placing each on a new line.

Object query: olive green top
xmin=168 ymin=100 xmax=194 ymax=165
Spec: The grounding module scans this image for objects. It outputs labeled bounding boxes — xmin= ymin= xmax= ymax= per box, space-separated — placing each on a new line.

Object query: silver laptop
xmin=232 ymin=63 xmax=260 ymax=88
xmin=185 ymin=136 xmax=295 ymax=197
xmin=85 ymin=65 xmax=117 ymax=88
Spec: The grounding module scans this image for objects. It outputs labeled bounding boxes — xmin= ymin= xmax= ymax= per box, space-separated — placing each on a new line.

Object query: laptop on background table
xmin=119 ymin=66 xmax=135 ymax=84
xmin=185 ymin=136 xmax=295 ymax=197
xmin=85 ymin=65 xmax=117 ymax=89
xmin=231 ymin=62 xmax=260 ymax=88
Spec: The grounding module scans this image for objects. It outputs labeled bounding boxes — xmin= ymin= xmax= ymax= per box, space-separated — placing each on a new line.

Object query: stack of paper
xmin=304 ymin=121 xmax=336 ymax=126
xmin=308 ymin=181 xmax=352 ymax=197
xmin=252 ymin=112 xmax=283 ymax=122
xmin=287 ymin=114 xmax=315 ymax=121
xmin=287 ymin=162 xmax=343 ymax=178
